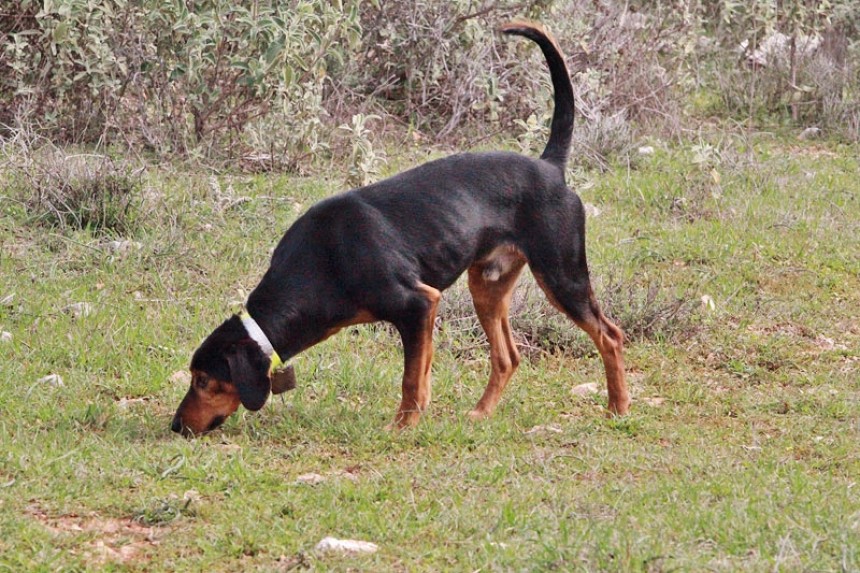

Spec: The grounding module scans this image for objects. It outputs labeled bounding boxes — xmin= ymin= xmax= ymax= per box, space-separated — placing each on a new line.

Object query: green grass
xmin=1 ymin=135 xmax=858 ymax=571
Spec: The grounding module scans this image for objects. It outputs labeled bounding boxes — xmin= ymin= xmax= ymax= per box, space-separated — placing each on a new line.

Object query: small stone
xmin=105 ymin=240 xmax=142 ymax=253
xmin=315 ymin=537 xmax=378 ymax=555
xmin=170 ymin=371 xmax=191 ymax=384
xmin=524 ymin=424 xmax=563 ymax=435
xmin=571 ymin=382 xmax=601 ymax=397
xmin=116 ymin=397 xmax=147 ymax=409
xmin=798 ymin=126 xmax=821 ymax=140
xmin=331 ymin=469 xmax=360 ymax=483
xmin=583 ymin=202 xmax=601 ymax=218
xmin=296 ymin=473 xmax=326 ymax=485
xmin=638 ymin=145 xmax=655 ymax=155
xmin=214 ymin=443 xmax=242 ymax=453
xmin=38 ymin=374 xmax=64 ymax=387
xmin=67 ymin=302 xmax=93 ymax=318
xmin=0 ymin=331 xmax=11 ymax=342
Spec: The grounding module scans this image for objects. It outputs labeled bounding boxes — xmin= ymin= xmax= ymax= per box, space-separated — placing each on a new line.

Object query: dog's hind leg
xmin=388 ymin=282 xmax=441 ymax=429
xmin=533 ymin=271 xmax=630 ymax=415
xmin=466 ymin=254 xmax=527 ymax=420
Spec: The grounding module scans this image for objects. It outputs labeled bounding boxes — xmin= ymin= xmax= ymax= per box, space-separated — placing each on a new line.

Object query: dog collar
xmin=239 ymin=311 xmax=284 ymax=371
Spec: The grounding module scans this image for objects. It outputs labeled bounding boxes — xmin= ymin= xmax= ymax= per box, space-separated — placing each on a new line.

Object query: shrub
xmin=1 ymin=0 xmax=361 ymax=163
xmin=700 ymin=0 xmax=860 ymax=138
xmin=437 ymin=270 xmax=699 ymax=359
xmin=1 ymin=124 xmax=142 ymax=234
xmin=28 ymin=152 xmax=141 ymax=234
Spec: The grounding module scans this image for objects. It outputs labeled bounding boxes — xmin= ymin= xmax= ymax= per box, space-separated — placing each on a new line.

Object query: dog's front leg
xmin=388 ymin=283 xmax=440 ymax=429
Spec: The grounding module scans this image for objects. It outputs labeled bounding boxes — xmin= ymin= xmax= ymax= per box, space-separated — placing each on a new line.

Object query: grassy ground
xmin=1 ymin=133 xmax=858 ymax=571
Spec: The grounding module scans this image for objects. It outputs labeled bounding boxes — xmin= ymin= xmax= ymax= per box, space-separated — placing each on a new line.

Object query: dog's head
xmin=171 ymin=315 xmax=277 ymax=436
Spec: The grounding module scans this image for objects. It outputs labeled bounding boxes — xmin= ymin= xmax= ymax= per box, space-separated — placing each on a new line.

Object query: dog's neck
xmin=245 ymin=291 xmax=328 ymax=363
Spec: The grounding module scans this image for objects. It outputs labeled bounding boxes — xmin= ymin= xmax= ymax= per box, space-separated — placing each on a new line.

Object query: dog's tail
xmin=501 ymin=21 xmax=574 ymax=170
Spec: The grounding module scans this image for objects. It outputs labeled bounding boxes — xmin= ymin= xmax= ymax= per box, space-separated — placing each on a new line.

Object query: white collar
xmin=239 ymin=311 xmax=284 ymax=370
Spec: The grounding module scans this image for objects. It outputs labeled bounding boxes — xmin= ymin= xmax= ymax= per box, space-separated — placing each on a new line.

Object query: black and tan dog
xmin=171 ymin=21 xmax=629 ymax=436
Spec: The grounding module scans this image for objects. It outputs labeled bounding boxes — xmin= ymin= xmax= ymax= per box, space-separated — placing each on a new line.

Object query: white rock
xmin=798 ymin=126 xmax=821 ymax=140
xmin=638 ymin=145 xmax=655 ymax=155
xmin=332 ymin=469 xmax=360 ymax=482
xmin=38 ymin=374 xmax=64 ymax=387
xmin=116 ymin=397 xmax=147 ymax=409
xmin=105 ymin=240 xmax=142 ymax=253
xmin=170 ymin=370 xmax=191 ymax=384
xmin=583 ymin=202 xmax=601 ymax=218
xmin=571 ymin=382 xmax=601 ymax=397
xmin=524 ymin=424 xmax=563 ymax=435
xmin=315 ymin=537 xmax=379 ymax=555
xmin=296 ymin=473 xmax=327 ymax=485
xmin=67 ymin=302 xmax=93 ymax=318
xmin=0 ymin=331 xmax=11 ymax=342
xmin=214 ymin=443 xmax=242 ymax=453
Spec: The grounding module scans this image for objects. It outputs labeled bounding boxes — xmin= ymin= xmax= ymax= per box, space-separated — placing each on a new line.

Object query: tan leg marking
xmin=319 ymin=309 xmax=377 ymax=343
xmin=467 ymin=255 xmax=526 ymax=420
xmin=534 ymin=274 xmax=630 ymax=416
xmin=390 ymin=283 xmax=441 ymax=429
xmin=574 ymin=302 xmax=629 ymax=415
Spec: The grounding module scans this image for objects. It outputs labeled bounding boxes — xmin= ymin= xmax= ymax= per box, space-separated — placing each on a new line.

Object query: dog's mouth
xmin=205 ymin=415 xmax=227 ymax=433
xmin=171 ymin=414 xmax=228 ymax=437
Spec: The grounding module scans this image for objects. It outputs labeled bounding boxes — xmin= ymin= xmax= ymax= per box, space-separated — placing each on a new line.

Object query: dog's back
xmin=287 ymin=20 xmax=579 ymax=289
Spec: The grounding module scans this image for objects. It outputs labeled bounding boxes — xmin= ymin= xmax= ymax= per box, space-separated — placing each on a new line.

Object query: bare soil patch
xmin=27 ymin=504 xmax=168 ymax=565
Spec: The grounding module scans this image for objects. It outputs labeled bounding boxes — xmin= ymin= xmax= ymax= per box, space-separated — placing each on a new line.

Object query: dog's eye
xmin=194 ymin=376 xmax=209 ymax=389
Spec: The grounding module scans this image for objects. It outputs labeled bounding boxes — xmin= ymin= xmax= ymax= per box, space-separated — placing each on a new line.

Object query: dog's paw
xmin=387 ymin=410 xmax=421 ymax=430
xmin=607 ymin=399 xmax=631 ymax=417
xmin=466 ymin=408 xmax=491 ymax=421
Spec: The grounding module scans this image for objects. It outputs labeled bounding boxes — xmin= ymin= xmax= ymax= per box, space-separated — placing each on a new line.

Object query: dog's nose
xmin=170 ymin=415 xmax=183 ymax=434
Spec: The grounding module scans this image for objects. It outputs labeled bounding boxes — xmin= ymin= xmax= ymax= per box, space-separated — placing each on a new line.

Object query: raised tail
xmin=501 ymin=21 xmax=574 ymax=170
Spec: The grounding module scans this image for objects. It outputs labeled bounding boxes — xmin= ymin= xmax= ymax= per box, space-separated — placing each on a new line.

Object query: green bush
xmin=1 ymin=0 xmax=361 ymax=164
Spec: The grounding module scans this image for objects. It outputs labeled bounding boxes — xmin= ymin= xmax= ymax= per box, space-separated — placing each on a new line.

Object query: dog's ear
xmin=226 ymin=344 xmax=271 ymax=411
